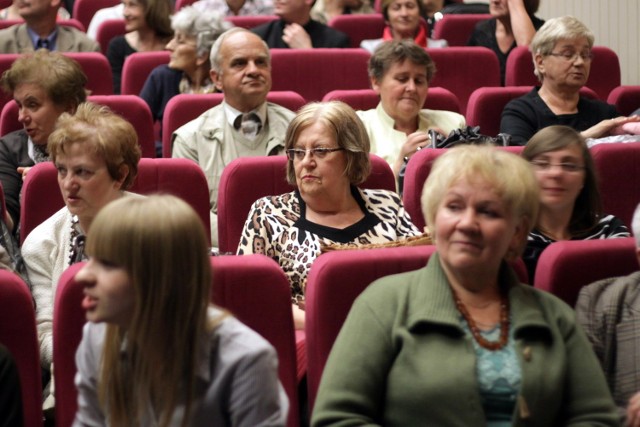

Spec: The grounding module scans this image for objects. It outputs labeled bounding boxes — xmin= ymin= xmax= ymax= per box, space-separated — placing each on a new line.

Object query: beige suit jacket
xmin=0 ymin=23 xmax=100 ymax=53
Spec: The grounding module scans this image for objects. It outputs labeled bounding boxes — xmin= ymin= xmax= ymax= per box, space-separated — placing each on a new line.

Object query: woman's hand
xmin=17 ymin=166 xmax=31 ymax=181
xmin=627 ymin=391 xmax=640 ymax=426
xmin=393 ymin=131 xmax=432 ymax=176
xmin=581 ymin=115 xmax=640 ymax=139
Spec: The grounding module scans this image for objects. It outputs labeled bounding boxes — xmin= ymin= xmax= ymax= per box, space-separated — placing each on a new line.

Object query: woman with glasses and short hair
xmin=521 ymin=125 xmax=629 ymax=282
xmin=237 ymin=101 xmax=420 ymax=329
xmin=501 ymin=16 xmax=640 ymax=146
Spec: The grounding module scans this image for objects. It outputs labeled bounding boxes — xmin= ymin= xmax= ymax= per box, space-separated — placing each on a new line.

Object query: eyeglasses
xmin=548 ymin=51 xmax=594 ymax=62
xmin=286 ymin=147 xmax=344 ymax=161
xmin=530 ymin=160 xmax=585 ymax=173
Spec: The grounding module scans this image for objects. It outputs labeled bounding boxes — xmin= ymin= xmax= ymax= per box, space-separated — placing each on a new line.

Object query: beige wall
xmin=467 ymin=0 xmax=640 ymax=85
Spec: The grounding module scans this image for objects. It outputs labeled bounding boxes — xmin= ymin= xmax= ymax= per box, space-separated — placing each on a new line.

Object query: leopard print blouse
xmin=237 ymin=187 xmax=420 ymax=301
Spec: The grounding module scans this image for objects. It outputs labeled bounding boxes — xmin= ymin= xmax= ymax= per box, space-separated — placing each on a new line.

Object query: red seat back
xmin=0 ymin=271 xmax=42 ymax=427
xmin=323 ymin=86 xmax=461 ymax=113
xmin=95 ymin=18 xmax=126 ymax=55
xmin=505 ymin=45 xmax=621 ymax=100
xmin=162 ymin=91 xmax=307 ymax=158
xmin=426 ymin=46 xmax=501 ymax=111
xmin=432 ymin=13 xmax=491 ymax=46
xmin=217 ymin=154 xmax=395 ymax=253
xmin=591 ymin=142 xmax=640 ymax=228
xmin=20 ymin=158 xmax=211 ymax=244
xmin=270 ymin=48 xmax=371 ymax=101
xmin=327 ymin=14 xmax=386 ymax=48
xmin=120 ymin=51 xmax=171 ymax=96
xmin=225 ymin=15 xmax=279 ymax=29
xmin=534 ymin=237 xmax=638 ymax=306
xmin=607 ymin=85 xmax=640 ymax=116
xmin=72 ymin=0 xmax=119 ymax=33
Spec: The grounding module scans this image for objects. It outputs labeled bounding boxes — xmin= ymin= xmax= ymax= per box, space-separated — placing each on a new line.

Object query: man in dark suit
xmin=0 ymin=0 xmax=99 ymax=53
xmin=576 ymin=202 xmax=640 ymax=426
xmin=252 ymin=0 xmax=350 ymax=48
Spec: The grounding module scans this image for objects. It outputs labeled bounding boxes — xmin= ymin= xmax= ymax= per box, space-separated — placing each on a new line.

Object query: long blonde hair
xmin=86 ymin=195 xmax=212 ymax=426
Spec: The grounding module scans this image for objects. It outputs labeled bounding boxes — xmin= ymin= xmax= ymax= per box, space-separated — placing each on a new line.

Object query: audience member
xmin=576 ymin=202 xmax=640 ymax=425
xmin=311 ymin=0 xmax=373 ymax=25
xmin=0 ymin=344 xmax=23 ymax=427
xmin=0 ymin=0 xmax=99 ymax=53
xmin=468 ymin=0 xmax=544 ymax=85
xmin=237 ymin=101 xmax=420 ymax=329
xmin=421 ymin=0 xmax=453 ymax=37
xmin=192 ymin=0 xmax=274 ymax=16
xmin=357 ymin=41 xmax=465 ymax=178
xmin=252 ymin=0 xmax=350 ymax=48
xmin=73 ymin=195 xmax=288 ymax=425
xmin=21 ymin=102 xmax=141 ymax=406
xmin=312 ymin=145 xmax=619 ymax=426
xmin=522 ymin=125 xmax=629 ymax=282
xmin=0 ymin=0 xmax=69 ymax=20
xmin=360 ymin=0 xmax=447 ymax=53
xmin=172 ymin=28 xmax=295 ymax=246
xmin=107 ymin=0 xmax=173 ymax=94
xmin=501 ymin=16 xmax=640 ymax=146
xmin=0 ymin=50 xmax=87 ymax=233
xmin=140 ymin=5 xmax=232 ymax=153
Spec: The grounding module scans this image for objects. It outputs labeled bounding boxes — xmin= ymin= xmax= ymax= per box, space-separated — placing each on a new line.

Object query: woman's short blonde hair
xmin=530 ymin=16 xmax=595 ymax=81
xmin=48 ymin=102 xmax=141 ymax=190
xmin=284 ymin=101 xmax=371 ymax=185
xmin=421 ymin=145 xmax=539 ymax=251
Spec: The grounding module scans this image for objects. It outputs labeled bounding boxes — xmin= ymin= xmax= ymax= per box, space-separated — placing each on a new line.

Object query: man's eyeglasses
xmin=286 ymin=147 xmax=344 ymax=161
xmin=530 ymin=160 xmax=585 ymax=173
xmin=548 ymin=51 xmax=594 ymax=62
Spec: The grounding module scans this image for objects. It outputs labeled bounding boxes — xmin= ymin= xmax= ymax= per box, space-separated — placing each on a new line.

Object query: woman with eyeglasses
xmin=521 ymin=125 xmax=629 ymax=282
xmin=237 ymin=101 xmax=420 ymax=329
xmin=501 ymin=16 xmax=640 ymax=146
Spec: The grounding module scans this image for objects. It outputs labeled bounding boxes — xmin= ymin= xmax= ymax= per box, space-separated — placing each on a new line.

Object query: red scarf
xmin=382 ymin=25 xmax=427 ymax=48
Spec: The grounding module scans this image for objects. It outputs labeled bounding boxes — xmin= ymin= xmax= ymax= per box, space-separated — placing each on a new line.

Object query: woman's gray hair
xmin=530 ymin=16 xmax=595 ymax=81
xmin=171 ymin=5 xmax=233 ymax=57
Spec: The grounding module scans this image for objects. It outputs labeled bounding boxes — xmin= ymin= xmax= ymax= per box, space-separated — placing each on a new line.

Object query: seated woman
xmin=522 ymin=125 xmax=629 ymax=282
xmin=0 ymin=50 xmax=87 ymax=234
xmin=140 ymin=5 xmax=232 ymax=151
xmin=74 ymin=195 xmax=288 ymax=425
xmin=468 ymin=0 xmax=544 ymax=85
xmin=311 ymin=0 xmax=374 ymax=25
xmin=357 ymin=40 xmax=465 ymax=178
xmin=501 ymin=16 xmax=640 ymax=146
xmin=22 ymin=102 xmax=141 ymax=395
xmin=312 ymin=145 xmax=619 ymax=426
xmin=237 ymin=101 xmax=420 ymax=328
xmin=360 ymin=0 xmax=446 ymax=53
xmin=107 ymin=0 xmax=173 ymax=94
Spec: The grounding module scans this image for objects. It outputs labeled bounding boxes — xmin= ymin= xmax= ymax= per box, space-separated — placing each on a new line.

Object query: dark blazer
xmin=0 ymin=130 xmax=33 ymax=229
xmin=252 ymin=18 xmax=350 ymax=48
xmin=0 ymin=23 xmax=100 ymax=53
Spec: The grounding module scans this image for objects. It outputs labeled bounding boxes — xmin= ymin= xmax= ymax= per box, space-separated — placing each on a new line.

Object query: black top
xmin=252 ymin=18 xmax=350 ymax=48
xmin=139 ymin=64 xmax=183 ymax=123
xmin=467 ymin=16 xmax=545 ymax=85
xmin=106 ymin=35 xmax=136 ymax=94
xmin=500 ymin=87 xmax=619 ymax=145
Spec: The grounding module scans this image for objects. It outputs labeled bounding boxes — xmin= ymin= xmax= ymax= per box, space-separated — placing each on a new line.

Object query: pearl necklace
xmin=452 ymin=289 xmax=510 ymax=351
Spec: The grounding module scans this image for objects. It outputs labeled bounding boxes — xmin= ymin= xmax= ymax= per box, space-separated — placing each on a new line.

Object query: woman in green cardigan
xmin=312 ymin=145 xmax=618 ymax=426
